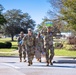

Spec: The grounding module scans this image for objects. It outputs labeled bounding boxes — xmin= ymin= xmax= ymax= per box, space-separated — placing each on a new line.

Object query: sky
xmin=0 ymin=0 xmax=51 ymax=24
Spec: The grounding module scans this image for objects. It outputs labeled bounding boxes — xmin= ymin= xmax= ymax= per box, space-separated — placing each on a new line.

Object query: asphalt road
xmin=0 ymin=56 xmax=76 ymax=75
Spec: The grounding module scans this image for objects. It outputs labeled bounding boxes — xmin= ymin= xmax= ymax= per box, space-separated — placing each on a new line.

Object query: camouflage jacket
xmin=43 ymin=32 xmax=53 ymax=47
xmin=36 ymin=36 xmax=44 ymax=47
xmin=23 ymin=34 xmax=36 ymax=47
xmin=18 ymin=36 xmax=24 ymax=45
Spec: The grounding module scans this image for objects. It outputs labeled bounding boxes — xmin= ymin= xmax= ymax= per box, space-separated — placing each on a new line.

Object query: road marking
xmin=2 ymin=63 xmax=54 ymax=69
xmin=2 ymin=63 xmax=76 ymax=69
xmin=2 ymin=63 xmax=20 ymax=69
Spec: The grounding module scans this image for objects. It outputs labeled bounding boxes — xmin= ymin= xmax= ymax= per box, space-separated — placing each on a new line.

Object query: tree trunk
xmin=11 ymin=34 xmax=14 ymax=41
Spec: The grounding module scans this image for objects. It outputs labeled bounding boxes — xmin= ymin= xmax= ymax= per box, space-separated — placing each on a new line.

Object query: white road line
xmin=2 ymin=63 xmax=76 ymax=69
xmin=2 ymin=63 xmax=20 ymax=69
xmin=2 ymin=63 xmax=53 ymax=69
xmin=24 ymin=66 xmax=54 ymax=69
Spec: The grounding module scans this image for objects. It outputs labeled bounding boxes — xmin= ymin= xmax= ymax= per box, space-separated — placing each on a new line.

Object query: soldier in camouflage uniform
xmin=35 ymin=32 xmax=44 ymax=62
xmin=43 ymin=26 xmax=54 ymax=66
xmin=23 ymin=28 xmax=36 ymax=66
xmin=18 ymin=31 xmax=26 ymax=62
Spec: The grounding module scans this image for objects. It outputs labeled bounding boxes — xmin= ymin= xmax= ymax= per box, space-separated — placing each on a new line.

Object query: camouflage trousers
xmin=35 ymin=46 xmax=42 ymax=59
xmin=27 ymin=46 xmax=35 ymax=63
xmin=45 ymin=45 xmax=54 ymax=62
xmin=18 ymin=45 xmax=26 ymax=60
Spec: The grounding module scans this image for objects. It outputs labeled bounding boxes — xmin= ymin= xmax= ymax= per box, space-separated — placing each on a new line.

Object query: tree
xmin=4 ymin=9 xmax=36 ymax=41
xmin=48 ymin=0 xmax=76 ymax=32
xmin=60 ymin=0 xmax=76 ymax=31
xmin=0 ymin=4 xmax=7 ymax=28
xmin=48 ymin=0 xmax=63 ymax=19
xmin=37 ymin=17 xmax=61 ymax=35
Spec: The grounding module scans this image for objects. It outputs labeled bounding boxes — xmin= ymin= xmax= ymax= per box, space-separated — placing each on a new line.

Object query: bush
xmin=0 ymin=42 xmax=12 ymax=48
xmin=0 ymin=42 xmax=6 ymax=48
xmin=5 ymin=42 xmax=12 ymax=48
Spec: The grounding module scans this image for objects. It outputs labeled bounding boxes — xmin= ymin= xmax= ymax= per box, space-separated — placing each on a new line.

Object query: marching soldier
xmin=18 ymin=31 xmax=26 ymax=62
xmin=43 ymin=26 xmax=54 ymax=66
xmin=23 ymin=28 xmax=36 ymax=66
xmin=35 ymin=32 xmax=44 ymax=62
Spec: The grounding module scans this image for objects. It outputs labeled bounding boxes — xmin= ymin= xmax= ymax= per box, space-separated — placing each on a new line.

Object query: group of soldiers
xmin=18 ymin=26 xmax=54 ymax=66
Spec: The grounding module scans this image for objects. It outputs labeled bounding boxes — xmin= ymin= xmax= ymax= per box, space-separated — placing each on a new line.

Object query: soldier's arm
xmin=34 ymin=35 xmax=36 ymax=47
xmin=22 ymin=36 xmax=26 ymax=46
xmin=21 ymin=36 xmax=27 ymax=51
xmin=35 ymin=37 xmax=37 ymax=47
xmin=42 ymin=37 xmax=44 ymax=50
xmin=17 ymin=37 xmax=20 ymax=46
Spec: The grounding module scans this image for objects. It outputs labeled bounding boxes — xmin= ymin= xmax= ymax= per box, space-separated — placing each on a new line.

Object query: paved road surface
xmin=0 ymin=56 xmax=76 ymax=75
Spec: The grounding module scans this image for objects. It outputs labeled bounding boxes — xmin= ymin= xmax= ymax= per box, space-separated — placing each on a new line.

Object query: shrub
xmin=0 ymin=42 xmax=12 ymax=48
xmin=0 ymin=42 xmax=6 ymax=48
xmin=5 ymin=42 xmax=12 ymax=48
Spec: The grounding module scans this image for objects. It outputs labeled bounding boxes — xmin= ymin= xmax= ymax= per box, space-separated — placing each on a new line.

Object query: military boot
xmin=23 ymin=53 xmax=26 ymax=62
xmin=50 ymin=60 xmax=53 ymax=65
xmin=30 ymin=61 xmax=33 ymax=65
xmin=46 ymin=60 xmax=49 ymax=66
xmin=19 ymin=54 xmax=22 ymax=62
xmin=20 ymin=58 xmax=22 ymax=62
xmin=39 ymin=59 xmax=41 ymax=62
xmin=50 ymin=62 xmax=53 ymax=65
xmin=28 ymin=61 xmax=31 ymax=66
xmin=20 ymin=56 xmax=22 ymax=62
xmin=28 ymin=61 xmax=33 ymax=66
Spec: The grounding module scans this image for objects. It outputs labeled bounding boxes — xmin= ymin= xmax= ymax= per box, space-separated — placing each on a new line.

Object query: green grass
xmin=0 ymin=52 xmax=18 ymax=56
xmin=0 ymin=49 xmax=16 ymax=52
xmin=0 ymin=37 xmax=18 ymax=56
xmin=55 ymin=49 xmax=76 ymax=57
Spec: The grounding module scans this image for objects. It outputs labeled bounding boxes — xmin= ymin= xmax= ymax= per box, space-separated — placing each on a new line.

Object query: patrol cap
xmin=28 ymin=28 xmax=32 ymax=31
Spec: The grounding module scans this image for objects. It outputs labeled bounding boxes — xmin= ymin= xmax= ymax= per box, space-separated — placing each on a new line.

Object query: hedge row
xmin=0 ymin=42 xmax=12 ymax=48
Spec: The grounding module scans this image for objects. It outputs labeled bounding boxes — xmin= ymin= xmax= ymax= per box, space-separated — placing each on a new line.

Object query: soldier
xmin=23 ymin=28 xmax=36 ymax=66
xmin=18 ymin=31 xmax=26 ymax=62
xmin=43 ymin=26 xmax=54 ymax=66
xmin=35 ymin=32 xmax=44 ymax=62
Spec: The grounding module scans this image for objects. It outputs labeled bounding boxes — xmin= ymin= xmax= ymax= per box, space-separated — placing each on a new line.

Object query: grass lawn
xmin=0 ymin=38 xmax=76 ymax=57
xmin=55 ymin=49 xmax=76 ymax=57
xmin=0 ymin=38 xmax=18 ymax=52
xmin=0 ymin=37 xmax=18 ymax=56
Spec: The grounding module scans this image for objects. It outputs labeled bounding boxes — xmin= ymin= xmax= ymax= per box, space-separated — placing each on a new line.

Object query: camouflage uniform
xmin=23 ymin=33 xmax=36 ymax=66
xmin=18 ymin=36 xmax=26 ymax=62
xmin=35 ymin=35 xmax=44 ymax=62
xmin=43 ymin=30 xmax=54 ymax=66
